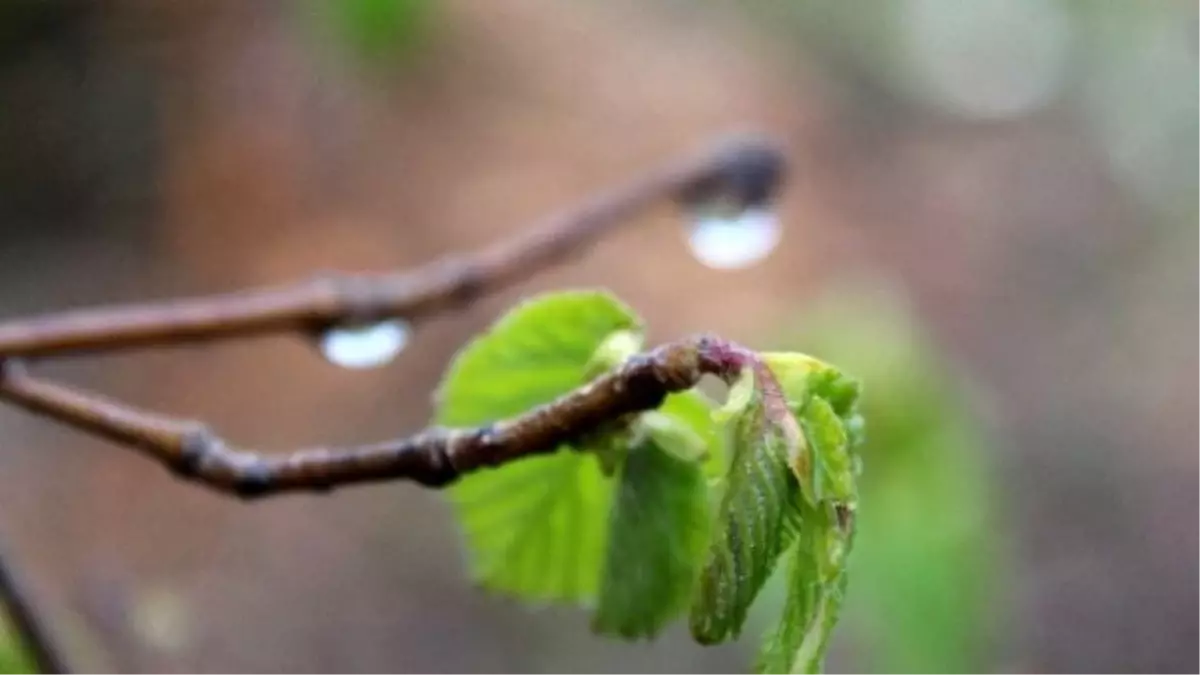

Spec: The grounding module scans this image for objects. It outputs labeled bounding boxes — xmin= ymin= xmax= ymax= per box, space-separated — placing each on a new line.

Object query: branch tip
xmin=681 ymin=134 xmax=788 ymax=211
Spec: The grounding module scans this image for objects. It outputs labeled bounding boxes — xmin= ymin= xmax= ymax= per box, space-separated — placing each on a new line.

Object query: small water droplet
xmin=686 ymin=206 xmax=781 ymax=270
xmin=318 ymin=319 xmax=410 ymax=369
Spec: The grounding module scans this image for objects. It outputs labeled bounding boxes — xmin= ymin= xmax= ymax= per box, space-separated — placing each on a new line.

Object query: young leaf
xmin=761 ymin=353 xmax=864 ymax=501
xmin=690 ymin=366 xmax=805 ymax=645
xmin=435 ymin=290 xmax=641 ymax=604
xmin=800 ymin=396 xmax=854 ymax=505
xmin=648 ymin=391 xmax=720 ymax=470
xmin=756 ymin=503 xmax=854 ymax=675
xmin=592 ymin=424 xmax=710 ymax=639
xmin=436 ymin=290 xmax=642 ymax=425
xmin=755 ymin=355 xmax=863 ymax=674
xmin=449 ymin=451 xmax=613 ymax=603
xmin=756 ymin=538 xmax=816 ymax=675
xmin=760 ymin=353 xmax=862 ymax=422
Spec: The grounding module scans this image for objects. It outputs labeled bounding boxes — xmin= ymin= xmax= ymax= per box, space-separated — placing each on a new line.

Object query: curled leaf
xmin=801 ymin=396 xmax=854 ymax=506
xmin=690 ymin=362 xmax=804 ymax=644
xmin=751 ymin=353 xmax=863 ymax=674
xmin=756 ymin=502 xmax=853 ymax=674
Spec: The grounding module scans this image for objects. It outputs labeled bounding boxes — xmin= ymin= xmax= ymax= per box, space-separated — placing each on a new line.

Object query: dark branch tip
xmin=682 ymin=133 xmax=787 ymax=210
xmin=713 ymin=134 xmax=787 ymax=204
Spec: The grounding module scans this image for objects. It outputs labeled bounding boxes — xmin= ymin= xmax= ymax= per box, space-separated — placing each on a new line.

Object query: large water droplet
xmin=686 ymin=206 xmax=781 ymax=270
xmin=318 ymin=319 xmax=410 ymax=369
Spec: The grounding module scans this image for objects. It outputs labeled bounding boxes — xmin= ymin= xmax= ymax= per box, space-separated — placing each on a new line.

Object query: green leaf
xmin=757 ymin=539 xmax=816 ymax=674
xmin=435 ymin=290 xmax=641 ymax=604
xmin=750 ymin=357 xmax=862 ymax=674
xmin=653 ymin=390 xmax=725 ymax=474
xmin=690 ymin=367 xmax=804 ymax=645
xmin=760 ymin=353 xmax=862 ymax=422
xmin=449 ymin=450 xmax=613 ymax=603
xmin=756 ymin=503 xmax=854 ymax=675
xmin=585 ymin=329 xmax=645 ymax=378
xmin=592 ymin=428 xmax=710 ymax=639
xmin=761 ymin=353 xmax=864 ymax=503
xmin=435 ymin=290 xmax=642 ymax=425
xmin=801 ymin=396 xmax=854 ymax=506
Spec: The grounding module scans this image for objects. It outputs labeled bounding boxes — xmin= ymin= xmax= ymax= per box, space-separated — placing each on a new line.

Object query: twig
xmin=0 ymin=136 xmax=783 ymax=360
xmin=0 ymin=535 xmax=69 ymax=674
xmin=0 ymin=336 xmax=751 ymax=498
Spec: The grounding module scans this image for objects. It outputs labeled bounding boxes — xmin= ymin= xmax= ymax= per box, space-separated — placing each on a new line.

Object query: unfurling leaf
xmin=593 ymin=425 xmax=710 ymax=639
xmin=433 ymin=285 xmax=865 ymax=675
xmin=756 ymin=503 xmax=853 ymax=675
xmin=800 ymin=396 xmax=853 ymax=506
xmin=761 ymin=353 xmax=864 ymax=501
xmin=690 ymin=365 xmax=805 ymax=645
xmin=435 ymin=290 xmax=641 ymax=604
xmin=753 ymin=353 xmax=864 ymax=674
xmin=756 ymin=539 xmax=816 ymax=675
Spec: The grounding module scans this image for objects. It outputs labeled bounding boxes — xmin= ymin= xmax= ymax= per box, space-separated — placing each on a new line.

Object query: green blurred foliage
xmin=0 ymin=620 xmax=35 ymax=674
xmin=777 ymin=280 xmax=1002 ymax=673
xmin=303 ymin=0 xmax=435 ymax=68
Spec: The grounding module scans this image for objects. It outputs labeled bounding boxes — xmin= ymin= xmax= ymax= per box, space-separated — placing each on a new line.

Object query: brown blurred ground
xmin=0 ymin=1 xmax=1195 ymax=672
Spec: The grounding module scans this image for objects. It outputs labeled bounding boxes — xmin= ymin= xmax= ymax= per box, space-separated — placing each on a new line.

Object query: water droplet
xmin=318 ymin=319 xmax=410 ymax=369
xmin=686 ymin=206 xmax=781 ymax=270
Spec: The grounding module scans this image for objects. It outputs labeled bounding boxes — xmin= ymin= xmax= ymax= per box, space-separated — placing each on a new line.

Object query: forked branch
xmin=0 ymin=135 xmax=784 ymax=673
xmin=0 ymin=136 xmax=784 ymax=492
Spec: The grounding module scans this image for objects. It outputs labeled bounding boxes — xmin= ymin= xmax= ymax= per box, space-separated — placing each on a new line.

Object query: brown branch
xmin=0 ymin=336 xmax=749 ymax=498
xmin=0 ymin=136 xmax=783 ymax=360
xmin=0 ymin=535 xmax=69 ymax=673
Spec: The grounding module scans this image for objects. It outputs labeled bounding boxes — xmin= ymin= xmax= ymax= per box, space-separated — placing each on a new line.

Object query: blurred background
xmin=0 ymin=1 xmax=1195 ymax=672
